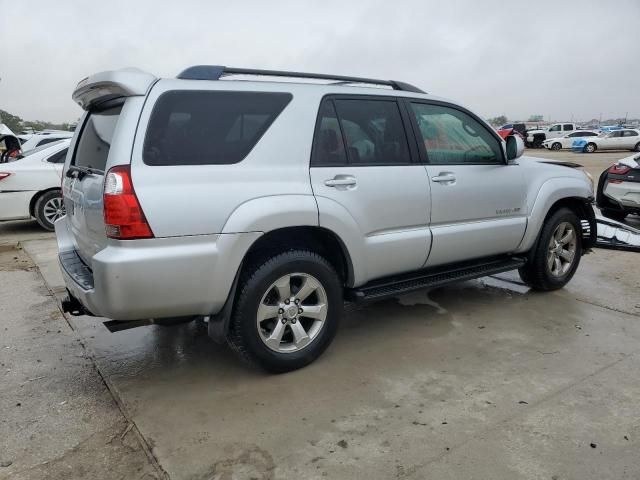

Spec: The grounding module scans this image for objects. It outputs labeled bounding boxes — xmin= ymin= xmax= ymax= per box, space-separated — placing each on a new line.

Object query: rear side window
xmin=74 ymin=105 xmax=122 ymax=171
xmin=311 ymin=101 xmax=347 ymax=166
xmin=47 ymin=148 xmax=68 ymax=164
xmin=144 ymin=91 xmax=292 ymax=166
xmin=36 ymin=137 xmax=64 ymax=148
xmin=333 ymin=99 xmax=411 ymax=165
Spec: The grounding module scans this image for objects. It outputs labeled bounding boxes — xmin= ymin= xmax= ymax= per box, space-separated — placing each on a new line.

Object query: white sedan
xmin=581 ymin=129 xmax=640 ymax=153
xmin=0 ymin=140 xmax=69 ymax=230
xmin=542 ymin=130 xmax=599 ymax=150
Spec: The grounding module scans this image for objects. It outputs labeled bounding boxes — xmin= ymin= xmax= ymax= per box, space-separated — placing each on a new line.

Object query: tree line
xmin=0 ymin=109 xmax=74 ymax=133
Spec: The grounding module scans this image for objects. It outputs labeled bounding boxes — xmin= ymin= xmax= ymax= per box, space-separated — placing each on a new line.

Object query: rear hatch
xmin=64 ymin=105 xmax=122 ymax=263
xmin=62 ymin=69 xmax=156 ymax=264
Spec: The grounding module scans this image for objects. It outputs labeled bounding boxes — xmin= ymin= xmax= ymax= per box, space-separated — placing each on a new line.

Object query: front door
xmin=309 ymin=97 xmax=432 ymax=284
xmin=406 ymin=101 xmax=527 ymax=267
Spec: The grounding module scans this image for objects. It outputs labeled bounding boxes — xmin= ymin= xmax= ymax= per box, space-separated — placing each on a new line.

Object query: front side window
xmin=549 ymin=125 xmax=561 ymax=132
xmin=331 ymin=99 xmax=411 ymax=165
xmin=144 ymin=91 xmax=292 ymax=166
xmin=410 ymin=103 xmax=502 ymax=165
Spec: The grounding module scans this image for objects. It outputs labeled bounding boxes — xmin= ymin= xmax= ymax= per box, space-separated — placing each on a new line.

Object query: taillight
xmin=0 ymin=173 xmax=11 ymax=181
xmin=608 ymin=163 xmax=631 ymax=175
xmin=103 ymin=165 xmax=153 ymax=239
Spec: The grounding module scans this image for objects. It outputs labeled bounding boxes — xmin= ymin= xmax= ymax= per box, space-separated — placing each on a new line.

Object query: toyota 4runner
xmin=56 ymin=66 xmax=596 ymax=372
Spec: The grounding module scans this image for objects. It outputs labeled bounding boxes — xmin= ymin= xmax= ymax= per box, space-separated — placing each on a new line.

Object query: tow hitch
xmin=61 ymin=291 xmax=94 ymax=317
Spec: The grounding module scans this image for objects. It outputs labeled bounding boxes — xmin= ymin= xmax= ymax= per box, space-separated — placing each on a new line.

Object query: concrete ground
xmin=1 ymin=148 xmax=639 ymax=479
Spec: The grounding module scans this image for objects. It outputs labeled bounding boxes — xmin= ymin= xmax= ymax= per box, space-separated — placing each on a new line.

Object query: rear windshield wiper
xmin=65 ymin=164 xmax=103 ymax=180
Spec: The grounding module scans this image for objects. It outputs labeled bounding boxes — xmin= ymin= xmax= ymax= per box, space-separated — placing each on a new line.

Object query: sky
xmin=1 ymin=0 xmax=639 ymax=124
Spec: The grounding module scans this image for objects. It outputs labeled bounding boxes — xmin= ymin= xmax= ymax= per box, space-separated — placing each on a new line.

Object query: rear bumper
xmin=604 ymin=181 xmax=640 ymax=210
xmin=55 ymin=217 xmax=261 ymax=321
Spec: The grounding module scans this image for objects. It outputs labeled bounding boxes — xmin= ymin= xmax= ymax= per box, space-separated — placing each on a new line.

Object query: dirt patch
xmin=0 ymin=246 xmax=35 ymax=271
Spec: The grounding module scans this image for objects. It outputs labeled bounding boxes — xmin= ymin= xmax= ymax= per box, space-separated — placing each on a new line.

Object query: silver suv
xmin=57 ymin=66 xmax=596 ymax=372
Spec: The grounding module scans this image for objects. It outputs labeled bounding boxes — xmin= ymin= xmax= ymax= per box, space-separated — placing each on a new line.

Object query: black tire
xmin=34 ymin=190 xmax=65 ymax=231
xmin=551 ymin=142 xmax=562 ymax=151
xmin=633 ymin=142 xmax=640 ymax=152
xmin=601 ymin=209 xmax=627 ymax=222
xmin=583 ymin=143 xmax=597 ymax=153
xmin=227 ymin=250 xmax=343 ymax=373
xmin=518 ymin=208 xmax=582 ymax=291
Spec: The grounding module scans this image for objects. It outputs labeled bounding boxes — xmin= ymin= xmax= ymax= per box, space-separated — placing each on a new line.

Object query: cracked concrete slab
xmin=0 ymin=244 xmax=161 ymax=480
xmin=20 ymin=236 xmax=640 ymax=480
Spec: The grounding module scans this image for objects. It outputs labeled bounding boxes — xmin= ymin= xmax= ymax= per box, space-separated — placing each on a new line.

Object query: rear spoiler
xmin=72 ymin=68 xmax=157 ymax=110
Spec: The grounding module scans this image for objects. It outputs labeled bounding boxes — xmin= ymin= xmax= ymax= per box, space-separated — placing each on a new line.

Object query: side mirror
xmin=506 ymin=135 xmax=524 ymax=162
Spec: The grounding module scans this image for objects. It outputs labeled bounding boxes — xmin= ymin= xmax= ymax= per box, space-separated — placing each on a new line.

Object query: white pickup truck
xmin=527 ymin=123 xmax=580 ymax=148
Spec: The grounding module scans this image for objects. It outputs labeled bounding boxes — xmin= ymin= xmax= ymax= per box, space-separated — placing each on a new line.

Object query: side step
xmin=345 ymin=256 xmax=526 ymax=303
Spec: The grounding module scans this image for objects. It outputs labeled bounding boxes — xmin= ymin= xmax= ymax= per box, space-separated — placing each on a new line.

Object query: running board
xmin=345 ymin=256 xmax=526 ymax=303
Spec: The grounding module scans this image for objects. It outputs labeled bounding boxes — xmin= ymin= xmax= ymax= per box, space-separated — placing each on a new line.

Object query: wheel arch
xmin=208 ymin=225 xmax=354 ymax=344
xmin=516 ymin=178 xmax=596 ymax=254
xmin=29 ymin=187 xmax=62 ymax=217
xmin=240 ymin=226 xmax=354 ymax=287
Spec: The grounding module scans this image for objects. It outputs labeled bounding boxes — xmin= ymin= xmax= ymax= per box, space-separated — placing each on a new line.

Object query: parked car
xmin=580 ymin=129 xmax=640 ymax=153
xmin=498 ymin=123 xmax=527 ymax=138
xmin=20 ymin=131 xmax=73 ymax=152
xmin=526 ymin=123 xmax=580 ymax=148
xmin=596 ymin=153 xmax=640 ymax=221
xmin=543 ymin=131 xmax=600 ymax=150
xmin=0 ymin=140 xmax=69 ymax=230
xmin=56 ymin=66 xmax=596 ymax=373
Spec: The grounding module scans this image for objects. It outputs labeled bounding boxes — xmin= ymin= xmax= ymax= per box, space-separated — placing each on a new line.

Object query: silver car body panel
xmin=56 ymin=68 xmax=595 ymax=321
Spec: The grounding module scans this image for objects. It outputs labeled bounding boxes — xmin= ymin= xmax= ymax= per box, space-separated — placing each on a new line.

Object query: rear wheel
xmin=601 ymin=209 xmax=627 ymax=222
xmin=519 ymin=208 xmax=582 ymax=291
xmin=34 ymin=190 xmax=65 ymax=231
xmin=227 ymin=250 xmax=342 ymax=373
xmin=583 ymin=143 xmax=597 ymax=153
xmin=551 ymin=142 xmax=562 ymax=151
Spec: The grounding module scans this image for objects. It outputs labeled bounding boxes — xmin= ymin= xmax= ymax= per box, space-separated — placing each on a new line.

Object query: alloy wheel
xmin=43 ymin=196 xmax=65 ymax=225
xmin=256 ymin=273 xmax=328 ymax=353
xmin=547 ymin=222 xmax=577 ymax=277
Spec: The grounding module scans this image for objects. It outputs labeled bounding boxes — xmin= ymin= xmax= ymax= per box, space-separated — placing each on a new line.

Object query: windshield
xmin=17 ymin=140 xmax=65 ymax=159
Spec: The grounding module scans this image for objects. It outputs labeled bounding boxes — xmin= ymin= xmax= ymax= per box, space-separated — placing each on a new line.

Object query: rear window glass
xmin=143 ymin=91 xmax=292 ymax=166
xmin=73 ymin=105 xmax=122 ymax=171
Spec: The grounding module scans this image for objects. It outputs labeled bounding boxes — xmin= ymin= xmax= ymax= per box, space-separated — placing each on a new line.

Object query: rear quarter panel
xmin=130 ymin=80 xmax=322 ymax=237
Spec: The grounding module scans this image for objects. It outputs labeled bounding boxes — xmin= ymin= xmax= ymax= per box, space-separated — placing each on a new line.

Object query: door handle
xmin=324 ymin=176 xmax=356 ymax=187
xmin=431 ymin=173 xmax=456 ymax=183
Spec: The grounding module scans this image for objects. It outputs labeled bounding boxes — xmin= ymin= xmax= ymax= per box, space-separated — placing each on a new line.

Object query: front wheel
xmin=519 ymin=208 xmax=582 ymax=291
xmin=633 ymin=142 xmax=640 ymax=152
xmin=227 ymin=250 xmax=343 ymax=373
xmin=551 ymin=142 xmax=562 ymax=151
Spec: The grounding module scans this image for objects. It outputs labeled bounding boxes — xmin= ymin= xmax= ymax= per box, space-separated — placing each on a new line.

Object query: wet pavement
xmin=16 ymin=234 xmax=640 ymax=480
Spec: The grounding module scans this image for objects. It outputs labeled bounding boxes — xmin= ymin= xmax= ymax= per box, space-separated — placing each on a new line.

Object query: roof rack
xmin=176 ymin=65 xmax=426 ymax=94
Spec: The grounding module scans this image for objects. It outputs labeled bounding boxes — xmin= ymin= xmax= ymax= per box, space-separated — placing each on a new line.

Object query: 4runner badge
xmin=496 ymin=207 xmax=521 ymax=215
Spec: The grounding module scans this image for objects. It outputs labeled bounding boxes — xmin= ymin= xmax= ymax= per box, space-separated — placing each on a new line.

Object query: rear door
xmin=310 ymin=96 xmax=431 ymax=283
xmin=621 ymin=130 xmax=640 ymax=149
xmin=406 ymin=101 xmax=527 ymax=267
xmin=62 ymin=104 xmax=123 ymax=263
